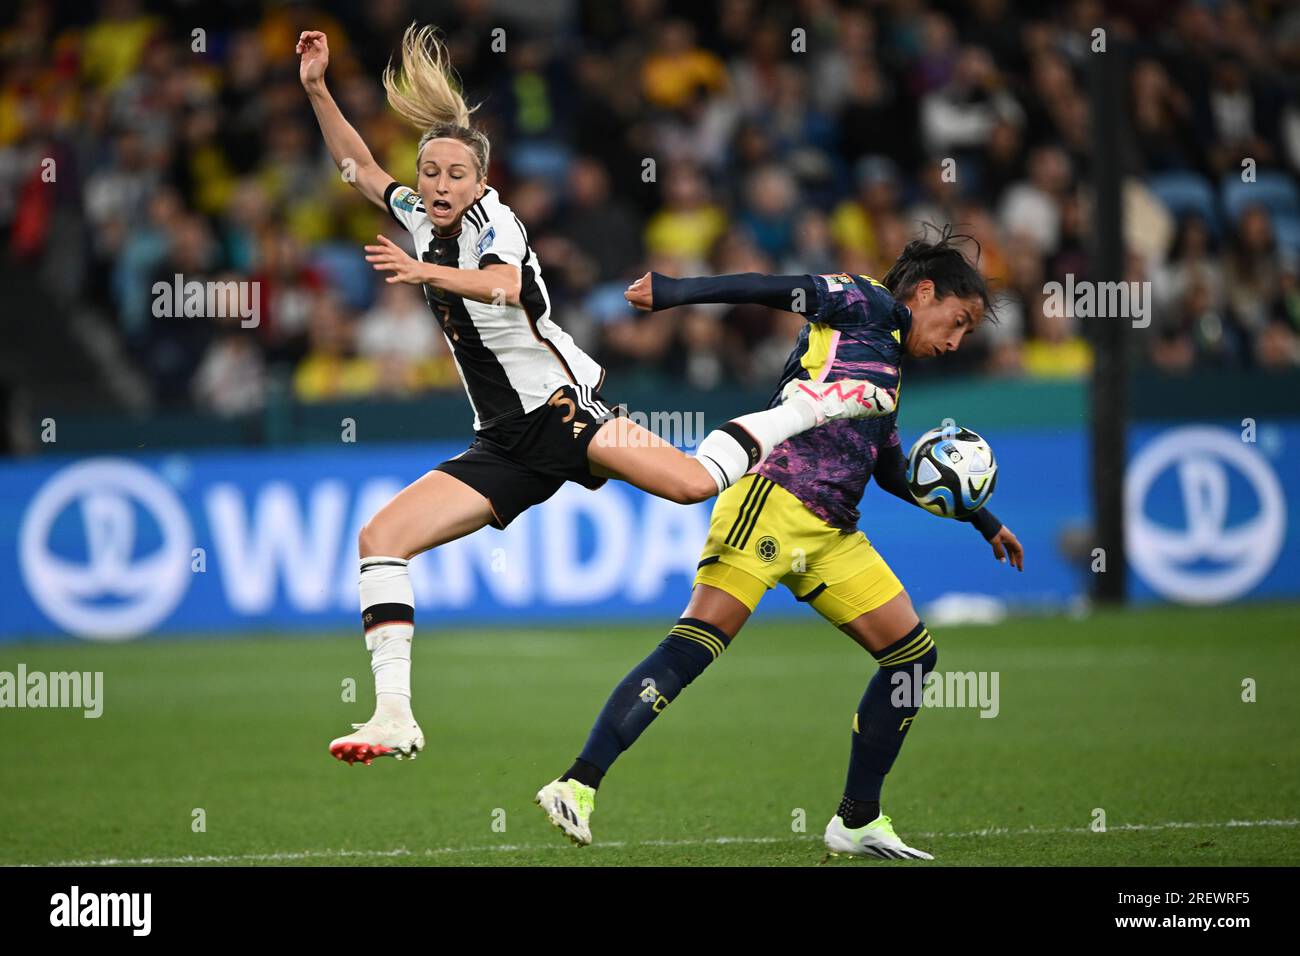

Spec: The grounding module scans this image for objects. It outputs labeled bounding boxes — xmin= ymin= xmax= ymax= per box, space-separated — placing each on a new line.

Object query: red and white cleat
xmin=781 ymin=378 xmax=896 ymax=424
xmin=328 ymin=716 xmax=425 ymax=765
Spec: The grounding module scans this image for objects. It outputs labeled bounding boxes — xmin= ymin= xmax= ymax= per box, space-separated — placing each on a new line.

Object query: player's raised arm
xmin=626 ymin=271 xmax=818 ymax=315
xmin=298 ymin=31 xmax=393 ymax=211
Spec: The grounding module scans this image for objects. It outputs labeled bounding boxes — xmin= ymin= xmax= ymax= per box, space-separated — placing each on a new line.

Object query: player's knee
xmin=358 ymin=518 xmax=409 ymax=560
xmin=877 ymin=620 xmax=938 ymax=674
xmin=919 ymin=636 xmax=938 ymax=673
xmin=914 ymin=624 xmax=938 ymax=674
xmin=357 ymin=520 xmax=383 ymax=558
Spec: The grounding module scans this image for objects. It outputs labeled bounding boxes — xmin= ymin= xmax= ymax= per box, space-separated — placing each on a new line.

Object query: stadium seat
xmin=1271 ymin=213 xmax=1300 ymax=260
xmin=1146 ymin=171 xmax=1220 ymax=237
xmin=1221 ymin=171 xmax=1300 ymax=228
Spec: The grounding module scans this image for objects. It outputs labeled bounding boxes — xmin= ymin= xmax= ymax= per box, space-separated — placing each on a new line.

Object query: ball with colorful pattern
xmin=905 ymin=424 xmax=998 ymax=518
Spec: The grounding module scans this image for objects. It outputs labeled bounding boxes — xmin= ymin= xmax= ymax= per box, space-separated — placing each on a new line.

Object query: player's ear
xmin=915 ymin=279 xmax=935 ymax=306
xmin=475 ymin=179 xmax=486 ymax=199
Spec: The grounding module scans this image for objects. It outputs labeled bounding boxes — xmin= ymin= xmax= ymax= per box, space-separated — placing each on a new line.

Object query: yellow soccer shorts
xmin=694 ymin=474 xmax=904 ymax=626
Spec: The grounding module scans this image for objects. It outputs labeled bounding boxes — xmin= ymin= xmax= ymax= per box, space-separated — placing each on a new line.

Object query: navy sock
xmin=838 ymin=795 xmax=880 ymax=829
xmin=842 ymin=621 xmax=938 ymax=813
xmin=561 ymin=757 xmax=605 ymax=790
xmin=568 ymin=618 xmax=731 ymax=785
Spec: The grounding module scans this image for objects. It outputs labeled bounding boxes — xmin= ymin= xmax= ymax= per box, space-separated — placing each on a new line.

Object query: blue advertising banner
xmin=1125 ymin=421 xmax=1299 ymax=604
xmin=0 ymin=421 xmax=1294 ymax=642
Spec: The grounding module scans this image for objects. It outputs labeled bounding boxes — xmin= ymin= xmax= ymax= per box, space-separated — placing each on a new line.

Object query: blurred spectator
xmin=834 ymin=52 xmax=917 ymax=172
xmin=1021 ymin=292 xmax=1093 ymax=379
xmin=556 ymin=157 xmax=643 ymax=282
xmin=140 ymin=214 xmax=218 ymax=401
xmin=249 ymin=227 xmax=325 ymax=364
xmin=641 ymin=20 xmax=727 ymax=111
xmin=644 ymin=165 xmax=728 ymax=260
xmin=782 ymin=209 xmax=836 ymax=275
xmin=1153 ymin=215 xmax=1223 ymax=328
xmin=998 ymin=145 xmax=1071 ymax=255
xmin=293 ymin=291 xmax=375 ymax=402
xmin=1131 ymin=59 xmax=1196 ymax=174
xmin=1256 ymin=320 xmax=1300 ymax=368
xmin=80 ymin=0 xmax=158 ymax=91
xmin=830 ymin=155 xmax=901 ymax=265
xmin=1205 ymin=56 xmax=1278 ymax=177
xmin=739 ymin=165 xmax=798 ymax=261
xmin=920 ymin=45 xmax=1024 ymax=160
xmin=357 ymin=283 xmax=440 ymax=361
xmin=982 ymin=292 xmax=1026 ymax=375
xmin=357 ymin=282 xmax=459 ymax=394
xmin=192 ymin=299 xmax=268 ymax=418
xmin=677 ymin=305 xmax=726 ymax=390
xmin=3 ymin=0 xmax=1300 ymax=420
xmin=1224 ymin=206 xmax=1288 ymax=338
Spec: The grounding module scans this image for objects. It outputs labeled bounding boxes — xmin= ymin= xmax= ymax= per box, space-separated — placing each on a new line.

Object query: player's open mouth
xmin=431 ymin=199 xmax=453 ymax=214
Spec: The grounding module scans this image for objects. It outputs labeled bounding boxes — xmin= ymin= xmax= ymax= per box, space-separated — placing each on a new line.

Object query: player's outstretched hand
xmin=625 ymin=272 xmax=653 ymax=310
xmin=990 ymin=526 xmax=1024 ymax=571
xmin=364 ymin=234 xmax=426 ymax=285
xmin=297 ymin=31 xmax=330 ymax=88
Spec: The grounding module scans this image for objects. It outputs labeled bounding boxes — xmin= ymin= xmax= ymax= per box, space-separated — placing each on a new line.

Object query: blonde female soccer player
xmin=297 ymin=25 xmax=893 ymax=764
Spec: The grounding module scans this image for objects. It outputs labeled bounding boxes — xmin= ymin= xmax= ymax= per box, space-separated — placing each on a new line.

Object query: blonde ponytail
xmin=383 ymin=24 xmax=490 ymax=177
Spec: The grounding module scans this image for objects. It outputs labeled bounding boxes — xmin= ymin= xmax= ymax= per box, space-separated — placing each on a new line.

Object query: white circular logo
xmin=20 ymin=459 xmax=193 ymax=640
xmin=1126 ymin=427 xmax=1285 ymax=604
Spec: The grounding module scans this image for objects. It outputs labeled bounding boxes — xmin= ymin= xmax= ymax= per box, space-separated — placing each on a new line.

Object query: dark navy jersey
xmin=651 ymin=269 xmax=1002 ymax=538
xmin=756 ymin=273 xmax=912 ymax=530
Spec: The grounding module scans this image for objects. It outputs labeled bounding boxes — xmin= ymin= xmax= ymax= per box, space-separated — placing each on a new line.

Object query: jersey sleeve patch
xmin=476 ymin=213 xmax=527 ymax=269
xmin=384 ymin=182 xmax=426 ymax=232
xmin=809 ymin=273 xmax=870 ymax=328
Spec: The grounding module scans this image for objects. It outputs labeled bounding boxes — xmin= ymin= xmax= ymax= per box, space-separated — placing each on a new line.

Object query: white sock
xmin=695 ymin=402 xmax=819 ymax=492
xmin=359 ymin=556 xmax=414 ymax=721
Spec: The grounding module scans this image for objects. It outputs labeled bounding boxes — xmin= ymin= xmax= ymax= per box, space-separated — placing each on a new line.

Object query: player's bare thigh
xmin=587 ymin=417 xmax=716 ymax=504
xmin=358 ymin=469 xmax=495 ymax=560
xmin=839 ymin=589 xmax=921 ymax=654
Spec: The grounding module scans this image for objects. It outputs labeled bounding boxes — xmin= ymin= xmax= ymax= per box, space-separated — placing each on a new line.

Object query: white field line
xmin=16 ymin=818 xmax=1298 ymax=867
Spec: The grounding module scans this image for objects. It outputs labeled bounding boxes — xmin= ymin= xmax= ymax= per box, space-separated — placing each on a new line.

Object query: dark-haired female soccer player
xmin=537 ymin=234 xmax=1025 ymax=860
xmin=298 ymin=26 xmax=897 ymax=765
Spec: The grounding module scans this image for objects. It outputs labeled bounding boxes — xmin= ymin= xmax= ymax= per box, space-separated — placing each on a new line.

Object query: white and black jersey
xmin=383 ymin=181 xmax=604 ymax=430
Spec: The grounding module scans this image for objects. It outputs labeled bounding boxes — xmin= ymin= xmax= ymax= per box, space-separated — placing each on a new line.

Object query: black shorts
xmin=437 ymin=384 xmax=623 ymax=528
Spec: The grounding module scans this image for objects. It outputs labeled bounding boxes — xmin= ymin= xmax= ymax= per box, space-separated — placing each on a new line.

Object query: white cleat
xmin=535 ymin=778 xmax=596 ymax=846
xmin=824 ymin=813 xmax=933 ymax=860
xmin=328 ymin=715 xmax=424 ymax=765
xmin=782 ymin=378 xmax=896 ymax=424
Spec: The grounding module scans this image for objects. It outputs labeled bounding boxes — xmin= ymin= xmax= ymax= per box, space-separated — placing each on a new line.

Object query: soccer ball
xmin=905 ymin=425 xmax=998 ymax=518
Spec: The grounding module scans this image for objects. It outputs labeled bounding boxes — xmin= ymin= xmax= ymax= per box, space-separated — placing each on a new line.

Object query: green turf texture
xmin=2 ymin=603 xmax=1297 ymax=866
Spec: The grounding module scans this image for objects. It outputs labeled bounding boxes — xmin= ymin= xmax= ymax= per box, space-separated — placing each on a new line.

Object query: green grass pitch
xmin=2 ymin=603 xmax=1298 ymax=867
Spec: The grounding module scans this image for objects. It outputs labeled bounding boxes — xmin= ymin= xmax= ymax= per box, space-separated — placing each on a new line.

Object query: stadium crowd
xmin=3 ymin=0 xmax=1300 ymax=416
